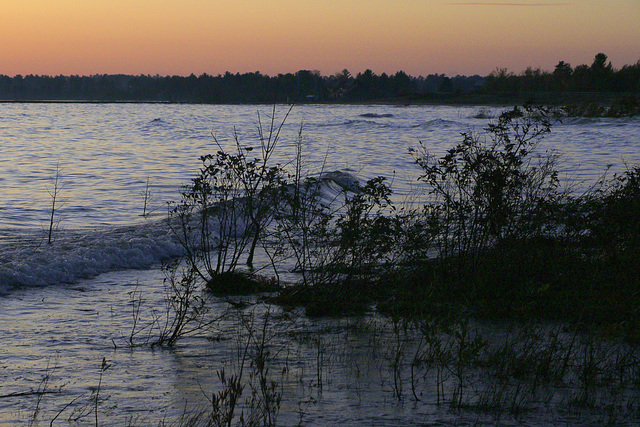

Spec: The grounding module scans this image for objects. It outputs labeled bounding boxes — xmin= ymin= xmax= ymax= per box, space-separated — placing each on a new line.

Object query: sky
xmin=1 ymin=0 xmax=639 ymax=77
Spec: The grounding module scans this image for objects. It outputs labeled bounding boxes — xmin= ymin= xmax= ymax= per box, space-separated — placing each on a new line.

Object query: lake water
xmin=1 ymin=103 xmax=639 ymax=425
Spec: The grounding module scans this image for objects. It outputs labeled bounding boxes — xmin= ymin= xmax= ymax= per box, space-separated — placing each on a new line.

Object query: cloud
xmin=450 ymin=2 xmax=570 ymax=6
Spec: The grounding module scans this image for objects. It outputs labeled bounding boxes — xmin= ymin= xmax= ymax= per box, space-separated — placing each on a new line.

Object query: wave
xmin=138 ymin=117 xmax=170 ymax=134
xmin=562 ymin=117 xmax=603 ymax=126
xmin=315 ymin=116 xmax=468 ymax=132
xmin=0 ymin=220 xmax=182 ymax=294
xmin=413 ymin=118 xmax=462 ymax=129
xmin=470 ymin=108 xmax=495 ymax=119
xmin=562 ymin=116 xmax=640 ymax=129
xmin=317 ymin=170 xmax=361 ymax=197
xmin=315 ymin=117 xmax=394 ymax=129
xmin=343 ymin=119 xmax=391 ymax=128
xmin=359 ymin=113 xmax=394 ymax=118
xmin=0 ymin=170 xmax=362 ymax=294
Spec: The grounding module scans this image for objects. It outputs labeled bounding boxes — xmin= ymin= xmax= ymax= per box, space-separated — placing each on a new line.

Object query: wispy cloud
xmin=450 ymin=2 xmax=571 ymax=6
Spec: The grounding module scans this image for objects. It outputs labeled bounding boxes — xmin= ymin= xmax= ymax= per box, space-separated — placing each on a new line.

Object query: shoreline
xmin=0 ymin=91 xmax=637 ymax=107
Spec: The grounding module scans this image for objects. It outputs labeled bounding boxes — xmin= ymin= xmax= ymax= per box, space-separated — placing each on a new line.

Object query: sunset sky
xmin=2 ymin=0 xmax=639 ymax=77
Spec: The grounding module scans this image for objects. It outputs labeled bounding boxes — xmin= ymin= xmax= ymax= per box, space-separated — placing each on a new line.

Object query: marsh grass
xmin=32 ymin=104 xmax=640 ymax=424
xmin=141 ymin=174 xmax=152 ymax=218
xmin=152 ymin=104 xmax=640 ymax=423
xmin=46 ymin=162 xmax=64 ymax=245
xmin=25 ymin=302 xmax=640 ymax=425
xmin=184 ymin=305 xmax=289 ymax=426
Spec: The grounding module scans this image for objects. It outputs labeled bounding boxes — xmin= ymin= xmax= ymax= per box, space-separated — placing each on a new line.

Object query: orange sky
xmin=1 ymin=0 xmax=639 ymax=77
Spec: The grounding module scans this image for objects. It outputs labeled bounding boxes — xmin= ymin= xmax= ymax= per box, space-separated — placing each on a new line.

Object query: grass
xmin=30 ymin=103 xmax=640 ymax=424
xmin=24 ymin=300 xmax=640 ymax=425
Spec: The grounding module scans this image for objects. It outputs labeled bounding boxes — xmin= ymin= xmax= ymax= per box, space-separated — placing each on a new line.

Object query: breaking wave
xmin=0 ymin=171 xmax=361 ymax=294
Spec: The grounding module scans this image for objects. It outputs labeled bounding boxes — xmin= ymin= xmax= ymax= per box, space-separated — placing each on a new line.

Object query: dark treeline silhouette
xmin=0 ymin=53 xmax=637 ymax=103
xmin=0 ymin=69 xmax=483 ymax=103
xmin=484 ymin=53 xmax=640 ymax=94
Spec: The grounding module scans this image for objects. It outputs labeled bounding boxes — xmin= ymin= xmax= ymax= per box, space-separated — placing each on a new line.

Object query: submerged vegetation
xmin=18 ymin=104 xmax=640 ymax=425
xmin=85 ymin=103 xmax=635 ymax=424
xmin=169 ymin=104 xmax=639 ymax=332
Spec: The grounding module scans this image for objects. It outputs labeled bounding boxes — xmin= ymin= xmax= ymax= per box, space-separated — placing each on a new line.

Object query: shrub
xmin=272 ymin=174 xmax=397 ymax=316
xmin=410 ymin=105 xmax=561 ymax=277
xmin=170 ymin=106 xmax=292 ymax=291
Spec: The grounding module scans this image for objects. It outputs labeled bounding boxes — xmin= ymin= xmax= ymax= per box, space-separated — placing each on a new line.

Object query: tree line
xmin=485 ymin=53 xmax=640 ymax=94
xmin=0 ymin=69 xmax=483 ymax=103
xmin=0 ymin=53 xmax=637 ymax=103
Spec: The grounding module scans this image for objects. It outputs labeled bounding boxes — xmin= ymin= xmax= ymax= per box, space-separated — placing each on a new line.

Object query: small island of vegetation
xmin=112 ymin=103 xmax=640 ymax=424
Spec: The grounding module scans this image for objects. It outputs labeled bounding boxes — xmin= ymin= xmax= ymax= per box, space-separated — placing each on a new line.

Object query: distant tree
xmin=590 ymin=53 xmax=614 ymax=90
xmin=330 ymin=69 xmax=354 ymax=99
xmin=521 ymin=67 xmax=545 ymax=91
xmin=334 ymin=69 xmax=352 ymax=84
xmin=2 ymin=55 xmax=638 ymax=102
xmin=552 ymin=61 xmax=572 ymax=91
xmin=571 ymin=64 xmax=590 ymax=91
xmin=391 ymin=70 xmax=414 ymax=96
xmin=378 ymin=72 xmax=391 ymax=97
xmin=486 ymin=67 xmax=514 ymax=92
xmin=591 ymin=53 xmax=612 ymax=72
xmin=438 ymin=76 xmax=453 ymax=93
xmin=554 ymin=61 xmax=572 ymax=77
xmin=354 ymin=69 xmax=377 ymax=100
xmin=617 ymin=61 xmax=640 ymax=92
xmin=295 ymin=69 xmax=320 ymax=100
xmin=423 ymin=74 xmax=445 ymax=92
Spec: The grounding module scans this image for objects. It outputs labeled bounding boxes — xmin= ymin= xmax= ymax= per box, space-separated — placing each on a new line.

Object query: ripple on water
xmin=1 ymin=104 xmax=640 ymax=424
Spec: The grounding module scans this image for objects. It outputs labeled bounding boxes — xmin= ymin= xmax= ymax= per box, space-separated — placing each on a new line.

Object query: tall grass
xmin=162 ymin=103 xmax=640 ymax=327
xmin=46 ymin=103 xmax=634 ymax=424
xmin=46 ymin=162 xmax=64 ymax=245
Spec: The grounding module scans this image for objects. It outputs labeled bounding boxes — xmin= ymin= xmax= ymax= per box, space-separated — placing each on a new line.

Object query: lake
xmin=1 ymin=103 xmax=639 ymax=425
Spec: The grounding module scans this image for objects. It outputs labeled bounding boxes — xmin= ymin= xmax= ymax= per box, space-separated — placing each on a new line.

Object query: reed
xmin=46 ymin=162 xmax=64 ymax=245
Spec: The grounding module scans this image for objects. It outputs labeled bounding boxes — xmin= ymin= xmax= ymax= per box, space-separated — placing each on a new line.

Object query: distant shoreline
xmin=0 ymin=91 xmax=637 ymax=108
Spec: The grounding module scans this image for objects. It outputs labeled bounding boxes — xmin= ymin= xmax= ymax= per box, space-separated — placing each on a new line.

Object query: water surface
xmin=1 ymin=103 xmax=639 ymax=425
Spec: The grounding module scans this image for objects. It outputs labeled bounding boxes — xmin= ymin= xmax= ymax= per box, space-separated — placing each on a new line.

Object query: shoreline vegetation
xmin=177 ymin=104 xmax=637 ymax=337
xmin=11 ymin=89 xmax=640 ymax=423
xmin=11 ymin=105 xmax=640 ymax=424
xmin=129 ymin=104 xmax=640 ymax=423
xmin=1 ymin=52 xmax=638 ymax=115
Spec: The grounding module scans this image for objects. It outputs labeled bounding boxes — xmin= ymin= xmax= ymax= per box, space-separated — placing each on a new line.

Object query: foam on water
xmin=1 ymin=103 xmax=640 ymax=292
xmin=0 ymin=170 xmax=363 ymax=293
xmin=0 ymin=220 xmax=181 ymax=294
xmin=1 ymin=104 xmax=640 ymax=425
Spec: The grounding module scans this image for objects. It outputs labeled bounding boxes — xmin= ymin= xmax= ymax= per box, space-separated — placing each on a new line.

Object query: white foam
xmin=0 ymin=219 xmax=183 ymax=293
xmin=0 ymin=171 xmax=358 ymax=293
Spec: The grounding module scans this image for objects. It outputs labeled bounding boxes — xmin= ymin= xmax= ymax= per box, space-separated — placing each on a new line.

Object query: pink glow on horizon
xmin=1 ymin=0 xmax=638 ymax=77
